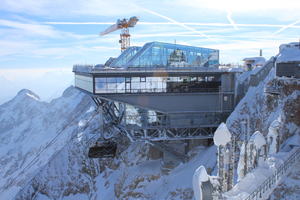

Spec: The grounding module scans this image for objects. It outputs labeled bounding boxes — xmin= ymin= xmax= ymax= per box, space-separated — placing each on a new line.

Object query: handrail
xmin=244 ymin=147 xmax=300 ymax=200
xmin=72 ymin=64 xmax=224 ymax=74
xmin=237 ymin=59 xmax=275 ymax=96
xmin=95 ymin=87 xmax=228 ymax=95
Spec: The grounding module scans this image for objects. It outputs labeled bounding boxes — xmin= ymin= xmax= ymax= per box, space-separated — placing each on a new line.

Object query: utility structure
xmin=100 ymin=16 xmax=139 ymax=52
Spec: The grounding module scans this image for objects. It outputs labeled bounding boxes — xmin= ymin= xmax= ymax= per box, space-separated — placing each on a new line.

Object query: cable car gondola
xmin=88 ymin=141 xmax=117 ymax=158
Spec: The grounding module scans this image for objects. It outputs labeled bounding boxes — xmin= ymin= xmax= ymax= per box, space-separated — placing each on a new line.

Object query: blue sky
xmin=1 ymin=0 xmax=300 ymax=74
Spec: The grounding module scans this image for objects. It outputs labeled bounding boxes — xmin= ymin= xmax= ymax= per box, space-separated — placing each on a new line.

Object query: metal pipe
xmin=99 ymin=105 xmax=104 ymax=141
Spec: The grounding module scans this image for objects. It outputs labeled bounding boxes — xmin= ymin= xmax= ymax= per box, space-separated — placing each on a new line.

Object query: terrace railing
xmin=244 ymin=147 xmax=300 ymax=200
xmin=72 ymin=64 xmax=222 ymax=73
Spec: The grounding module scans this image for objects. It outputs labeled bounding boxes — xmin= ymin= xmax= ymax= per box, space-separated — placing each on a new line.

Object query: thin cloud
xmin=141 ymin=8 xmax=220 ymax=44
xmin=272 ymin=19 xmax=300 ymax=35
xmin=205 ymin=40 xmax=287 ymax=52
xmin=0 ymin=19 xmax=59 ymax=38
xmin=226 ymin=10 xmax=238 ymax=30
xmin=0 ymin=19 xmax=97 ymax=40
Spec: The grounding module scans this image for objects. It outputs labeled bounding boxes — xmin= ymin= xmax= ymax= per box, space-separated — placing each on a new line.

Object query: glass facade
xmin=94 ymin=75 xmax=221 ymax=94
xmin=109 ymin=46 xmax=141 ymax=68
xmin=95 ymin=77 xmax=125 ymax=93
xmin=123 ymin=42 xmax=219 ymax=69
xmin=121 ymin=110 xmax=223 ymax=127
xmin=75 ymin=42 xmax=221 ymax=94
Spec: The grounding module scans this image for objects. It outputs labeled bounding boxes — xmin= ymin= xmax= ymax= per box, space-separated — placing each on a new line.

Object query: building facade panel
xmin=74 ymin=74 xmax=93 ymax=93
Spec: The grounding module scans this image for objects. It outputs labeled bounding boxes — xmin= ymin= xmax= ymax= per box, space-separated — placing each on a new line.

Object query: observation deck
xmin=73 ymin=42 xmax=237 ymax=114
xmin=73 ymin=41 xmax=242 ymax=165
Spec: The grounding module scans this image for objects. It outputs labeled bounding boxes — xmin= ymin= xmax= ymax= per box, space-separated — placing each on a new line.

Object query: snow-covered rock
xmin=250 ymin=131 xmax=266 ymax=149
xmin=192 ymin=166 xmax=209 ymax=200
xmin=213 ymin=123 xmax=231 ymax=146
xmin=225 ymin=59 xmax=300 ymax=199
xmin=0 ymin=86 xmax=96 ymax=199
xmin=243 ymin=57 xmax=266 ymax=67
xmin=268 ymin=118 xmax=281 ymax=155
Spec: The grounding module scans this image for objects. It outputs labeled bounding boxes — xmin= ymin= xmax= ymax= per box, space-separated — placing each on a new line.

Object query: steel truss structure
xmin=91 ymin=96 xmax=219 ymax=163
xmin=121 ymin=126 xmax=215 ymax=142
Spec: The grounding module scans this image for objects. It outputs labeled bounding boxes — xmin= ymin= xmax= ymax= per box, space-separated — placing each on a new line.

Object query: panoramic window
xmin=126 ymin=42 xmax=219 ymax=68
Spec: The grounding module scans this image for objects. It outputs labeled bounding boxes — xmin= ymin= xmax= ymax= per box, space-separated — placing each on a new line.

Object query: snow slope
xmin=223 ymin=67 xmax=300 ymax=199
xmin=0 ymin=86 xmax=97 ymax=199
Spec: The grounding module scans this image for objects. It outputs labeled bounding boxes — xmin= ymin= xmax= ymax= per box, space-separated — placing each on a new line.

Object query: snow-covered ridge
xmin=0 ymin=86 xmax=96 ymax=199
xmin=18 ymin=89 xmax=41 ymax=101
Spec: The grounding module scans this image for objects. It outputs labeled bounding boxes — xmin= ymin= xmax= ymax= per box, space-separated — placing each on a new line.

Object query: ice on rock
xmin=193 ymin=165 xmax=209 ymax=200
xmin=237 ymin=142 xmax=245 ymax=182
xmin=268 ymin=119 xmax=280 ymax=135
xmin=213 ymin=122 xmax=231 ymax=146
xmin=250 ymin=131 xmax=266 ymax=149
xmin=268 ymin=118 xmax=281 ymax=155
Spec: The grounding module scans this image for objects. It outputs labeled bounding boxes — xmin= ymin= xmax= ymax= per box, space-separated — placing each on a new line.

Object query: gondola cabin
xmin=88 ymin=141 xmax=117 ymax=158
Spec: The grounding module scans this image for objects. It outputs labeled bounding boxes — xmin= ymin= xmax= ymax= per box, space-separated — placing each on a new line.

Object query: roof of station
xmin=73 ymin=41 xmax=223 ymax=73
xmin=109 ymin=41 xmax=219 ymax=69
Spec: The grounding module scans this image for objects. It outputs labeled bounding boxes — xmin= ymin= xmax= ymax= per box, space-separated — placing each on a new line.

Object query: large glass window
xmin=95 ymin=77 xmax=107 ymax=93
xmin=125 ymin=42 xmax=219 ymax=69
xmin=95 ymin=77 xmax=125 ymax=93
xmin=131 ymin=77 xmax=140 ymax=93
xmin=94 ymin=75 xmax=221 ymax=94
xmin=107 ymin=78 xmax=117 ymax=93
xmin=110 ymin=46 xmax=141 ymax=68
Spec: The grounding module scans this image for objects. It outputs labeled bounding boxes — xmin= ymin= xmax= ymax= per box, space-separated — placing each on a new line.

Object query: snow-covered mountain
xmin=1 ymin=66 xmax=299 ymax=199
xmin=0 ymin=86 xmax=97 ymax=199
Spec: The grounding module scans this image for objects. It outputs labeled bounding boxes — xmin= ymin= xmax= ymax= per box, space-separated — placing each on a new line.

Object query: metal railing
xmin=94 ymin=87 xmax=223 ymax=94
xmin=237 ymin=59 xmax=275 ymax=96
xmin=244 ymin=147 xmax=300 ymax=200
xmin=249 ymin=60 xmax=274 ymax=87
xmin=73 ymin=64 xmax=222 ymax=73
